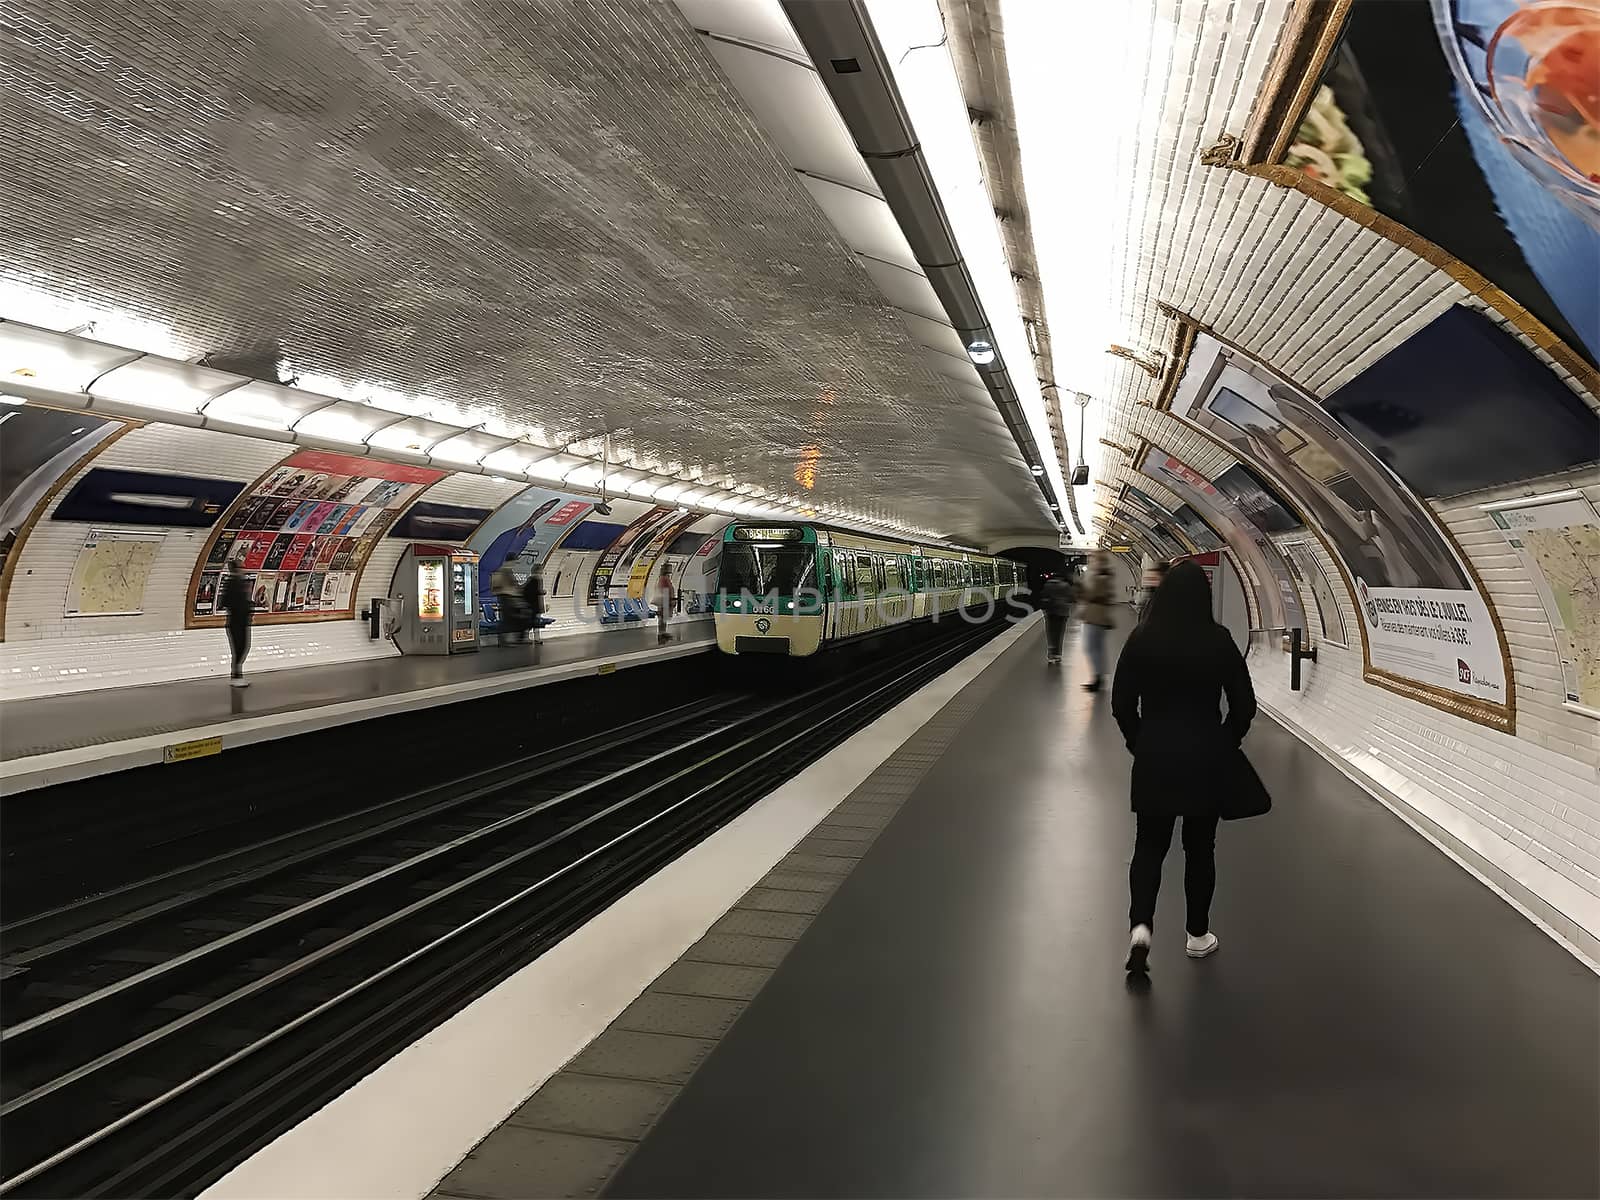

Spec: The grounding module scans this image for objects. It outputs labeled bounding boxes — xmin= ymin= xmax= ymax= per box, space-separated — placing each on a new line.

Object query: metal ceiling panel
xmin=0 ymin=0 xmax=1052 ymax=541
xmin=795 ymin=174 xmax=922 ymax=271
xmin=855 ymin=256 xmax=948 ymax=325
xmin=703 ymin=42 xmax=879 ymax=196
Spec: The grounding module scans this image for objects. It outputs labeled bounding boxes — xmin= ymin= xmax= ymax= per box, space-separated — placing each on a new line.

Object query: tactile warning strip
xmin=427 ymin=627 xmax=1037 ymax=1199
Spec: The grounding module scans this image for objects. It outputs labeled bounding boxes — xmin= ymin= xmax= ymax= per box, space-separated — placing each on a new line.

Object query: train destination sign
xmin=733 ymin=527 xmax=803 ymax=541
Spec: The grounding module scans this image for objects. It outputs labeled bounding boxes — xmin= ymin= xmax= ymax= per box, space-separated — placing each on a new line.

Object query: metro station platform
xmin=205 ymin=617 xmax=1599 ymax=1200
xmin=0 ymin=619 xmax=714 ymax=793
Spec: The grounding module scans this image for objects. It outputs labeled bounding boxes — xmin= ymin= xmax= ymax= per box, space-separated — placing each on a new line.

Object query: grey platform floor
xmin=437 ymin=620 xmax=1597 ymax=1199
xmin=0 ymin=621 xmax=714 ymax=759
xmin=612 ymin=623 xmax=1598 ymax=1196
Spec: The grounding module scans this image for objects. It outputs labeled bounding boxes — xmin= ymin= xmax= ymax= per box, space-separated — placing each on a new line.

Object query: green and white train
xmin=713 ymin=523 xmax=1021 ymax=657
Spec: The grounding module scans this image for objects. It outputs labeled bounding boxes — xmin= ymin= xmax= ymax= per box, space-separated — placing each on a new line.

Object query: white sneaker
xmin=230 ymin=677 xmax=250 ymax=688
xmin=1185 ymin=931 xmax=1219 ymax=958
xmin=1124 ymin=924 xmax=1151 ymax=973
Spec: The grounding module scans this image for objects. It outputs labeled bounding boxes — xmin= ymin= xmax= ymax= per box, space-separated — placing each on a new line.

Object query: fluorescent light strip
xmin=0 ymin=317 xmax=965 ymax=547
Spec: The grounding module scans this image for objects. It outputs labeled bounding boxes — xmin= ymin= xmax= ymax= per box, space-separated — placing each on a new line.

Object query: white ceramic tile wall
xmin=1249 ymin=471 xmax=1600 ymax=949
xmin=1 ymin=427 xmax=526 ymax=700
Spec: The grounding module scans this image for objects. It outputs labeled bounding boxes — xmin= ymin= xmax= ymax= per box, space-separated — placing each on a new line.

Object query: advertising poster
xmin=1283 ymin=540 xmax=1349 ymax=648
xmin=1121 ymin=486 xmax=1197 ymax=556
xmin=624 ymin=511 xmax=701 ymax=598
xmin=1487 ymin=493 xmax=1600 ymax=714
xmin=417 ymin=560 xmax=445 ymax=621
xmin=1170 ymin=503 xmax=1223 ymax=552
xmin=190 ymin=450 xmax=443 ymax=626
xmin=1164 ymin=328 xmax=1508 ymax=713
xmin=65 ymin=529 xmax=164 ymax=617
xmin=1141 ymin=450 xmax=1307 ymax=640
xmin=586 ymin=506 xmax=674 ymax=604
xmin=468 ymin=486 xmax=594 ymax=609
xmin=1285 ymin=0 xmax=1598 ymax=364
xmin=1321 ymin=306 xmax=1598 ymax=498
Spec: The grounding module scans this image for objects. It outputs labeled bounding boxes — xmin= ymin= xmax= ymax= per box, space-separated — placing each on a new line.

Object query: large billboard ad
xmin=1320 ymin=306 xmax=1598 ymax=497
xmin=1138 ymin=449 xmax=1308 ymax=643
xmin=1164 ymin=327 xmax=1511 ymax=725
xmin=1281 ymin=0 xmax=1599 ymax=365
xmin=189 ymin=450 xmax=444 ymax=626
xmin=467 ymin=486 xmax=594 ymax=609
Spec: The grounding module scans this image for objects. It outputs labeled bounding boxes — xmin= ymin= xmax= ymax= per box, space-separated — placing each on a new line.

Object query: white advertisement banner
xmin=1355 ymin=580 xmax=1506 ymax=703
xmin=1485 ymin=493 xmax=1600 ymax=716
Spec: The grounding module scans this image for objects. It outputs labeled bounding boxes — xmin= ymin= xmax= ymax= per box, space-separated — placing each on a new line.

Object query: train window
xmin=884 ymin=558 xmax=902 ymax=593
xmin=854 ymin=553 xmax=877 ymax=598
xmin=718 ymin=543 xmax=816 ymax=594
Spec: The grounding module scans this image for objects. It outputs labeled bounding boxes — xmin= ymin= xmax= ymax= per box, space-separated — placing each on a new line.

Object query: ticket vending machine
xmin=390 ymin=543 xmax=480 ymax=655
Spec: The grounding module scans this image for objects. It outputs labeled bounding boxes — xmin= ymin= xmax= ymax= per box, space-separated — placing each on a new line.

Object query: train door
xmin=848 ymin=551 xmax=877 ymax=637
xmin=882 ymin=555 xmax=907 ymax=624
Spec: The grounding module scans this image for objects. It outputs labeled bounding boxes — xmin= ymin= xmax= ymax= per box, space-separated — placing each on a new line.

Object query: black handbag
xmin=1219 ymin=746 xmax=1272 ymax=820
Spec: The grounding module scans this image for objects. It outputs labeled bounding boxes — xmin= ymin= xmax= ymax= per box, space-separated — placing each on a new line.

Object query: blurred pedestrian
xmin=220 ymin=556 xmax=253 ymax=688
xmin=1078 ymin=551 xmax=1118 ymax=692
xmin=654 ymin=562 xmax=674 ymax=643
xmin=1039 ymin=572 xmax=1074 ymax=665
xmin=1111 ymin=560 xmax=1264 ymax=972
xmin=523 ymin=564 xmax=546 ymax=645
xmin=491 ymin=566 xmax=523 ymax=646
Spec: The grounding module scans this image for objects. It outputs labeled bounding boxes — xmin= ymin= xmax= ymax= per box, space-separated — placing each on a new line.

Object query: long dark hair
xmin=1138 ymin=559 xmax=1214 ymax=643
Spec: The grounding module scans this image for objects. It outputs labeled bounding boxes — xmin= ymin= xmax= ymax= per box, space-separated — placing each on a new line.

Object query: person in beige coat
xmin=1079 ymin=552 xmax=1118 ymax=692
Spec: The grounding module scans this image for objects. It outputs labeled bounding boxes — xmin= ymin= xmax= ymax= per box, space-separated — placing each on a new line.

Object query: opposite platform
xmin=0 ymin=620 xmax=714 ymax=792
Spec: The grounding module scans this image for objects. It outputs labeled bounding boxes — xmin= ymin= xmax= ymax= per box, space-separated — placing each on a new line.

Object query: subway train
xmin=712 ymin=522 xmax=1020 ymax=656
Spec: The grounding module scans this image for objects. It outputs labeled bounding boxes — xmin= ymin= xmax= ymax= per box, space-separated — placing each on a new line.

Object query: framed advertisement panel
xmin=1157 ymin=313 xmax=1514 ymax=731
xmin=1136 ymin=445 xmax=1308 ymax=644
xmin=1243 ymin=0 xmax=1600 ymax=380
xmin=1282 ymin=539 xmax=1349 ymax=649
xmin=187 ymin=450 xmax=445 ymax=627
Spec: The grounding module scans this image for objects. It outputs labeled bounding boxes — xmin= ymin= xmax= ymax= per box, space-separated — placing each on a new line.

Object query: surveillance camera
xmin=593 ymin=501 xmax=613 ymax=516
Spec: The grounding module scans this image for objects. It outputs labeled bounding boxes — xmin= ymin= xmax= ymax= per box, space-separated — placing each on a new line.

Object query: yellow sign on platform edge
xmin=596 ymin=662 xmax=618 ymax=675
xmin=164 ymin=735 xmax=223 ymax=764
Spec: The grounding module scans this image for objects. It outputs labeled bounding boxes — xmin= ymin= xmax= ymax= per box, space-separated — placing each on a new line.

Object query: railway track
xmin=0 ymin=617 xmax=1006 ymax=1198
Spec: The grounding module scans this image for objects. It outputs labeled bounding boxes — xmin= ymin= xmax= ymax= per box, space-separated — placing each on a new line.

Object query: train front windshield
xmin=717 ymin=543 xmax=816 ymax=595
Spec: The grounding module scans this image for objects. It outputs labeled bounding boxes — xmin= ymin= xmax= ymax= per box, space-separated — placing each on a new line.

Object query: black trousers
xmin=227 ymin=622 xmax=250 ymax=677
xmin=1045 ymin=614 xmax=1067 ymax=657
xmin=1128 ymin=809 xmax=1219 ymax=936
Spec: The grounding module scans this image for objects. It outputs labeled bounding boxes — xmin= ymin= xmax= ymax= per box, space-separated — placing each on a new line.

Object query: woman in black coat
xmin=1111 ymin=560 xmax=1258 ymax=972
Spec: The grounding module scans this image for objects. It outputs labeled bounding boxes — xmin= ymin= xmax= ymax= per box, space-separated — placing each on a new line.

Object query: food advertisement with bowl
xmin=1284 ymin=0 xmax=1599 ymax=364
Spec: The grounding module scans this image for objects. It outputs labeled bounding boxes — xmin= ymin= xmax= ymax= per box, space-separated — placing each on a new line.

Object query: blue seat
xmin=623 ymin=598 xmax=649 ymax=621
xmin=600 ymin=597 xmax=622 ymax=624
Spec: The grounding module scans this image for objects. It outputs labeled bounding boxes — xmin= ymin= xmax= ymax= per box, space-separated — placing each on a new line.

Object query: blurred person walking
xmin=654 ymin=562 xmax=675 ymax=643
xmin=220 ymin=556 xmax=253 ymax=688
xmin=1078 ymin=552 xmax=1118 ymax=692
xmin=523 ymin=564 xmax=546 ymax=645
xmin=1111 ymin=561 xmax=1265 ymax=972
xmin=1039 ymin=572 xmax=1074 ymax=665
xmin=491 ymin=566 xmax=524 ymax=646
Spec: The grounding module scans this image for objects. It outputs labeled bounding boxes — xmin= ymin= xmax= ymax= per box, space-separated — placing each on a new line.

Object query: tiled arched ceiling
xmin=0 ymin=0 xmax=1051 ymax=543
